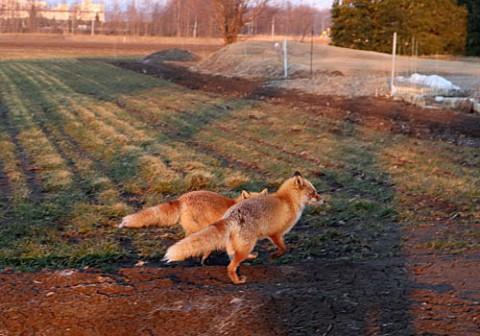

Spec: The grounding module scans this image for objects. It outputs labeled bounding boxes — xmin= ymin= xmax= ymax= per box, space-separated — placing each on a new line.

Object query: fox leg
xmin=269 ymin=234 xmax=287 ymax=259
xmin=227 ymin=235 xmax=257 ymax=261
xmin=227 ymin=241 xmax=255 ymax=285
xmin=227 ymin=251 xmax=250 ymax=285
xmin=200 ymin=251 xmax=212 ymax=265
xmin=226 ymin=237 xmax=256 ymax=261
xmin=226 ymin=239 xmax=235 ymax=260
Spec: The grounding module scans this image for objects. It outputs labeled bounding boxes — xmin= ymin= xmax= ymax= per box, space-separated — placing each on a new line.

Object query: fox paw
xmin=118 ymin=216 xmax=132 ymax=228
xmin=247 ymin=252 xmax=258 ymax=260
xmin=269 ymin=252 xmax=284 ymax=260
xmin=234 ymin=275 xmax=247 ymax=284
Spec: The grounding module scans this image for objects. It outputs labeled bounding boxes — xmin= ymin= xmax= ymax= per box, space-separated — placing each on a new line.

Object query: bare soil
xmin=1 ymin=40 xmax=479 ymax=335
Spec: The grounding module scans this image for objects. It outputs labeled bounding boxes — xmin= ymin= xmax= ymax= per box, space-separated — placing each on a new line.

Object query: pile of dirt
xmin=193 ymin=41 xmax=312 ymax=79
xmin=192 ymin=40 xmax=480 ymax=98
xmin=143 ymin=48 xmax=199 ymax=64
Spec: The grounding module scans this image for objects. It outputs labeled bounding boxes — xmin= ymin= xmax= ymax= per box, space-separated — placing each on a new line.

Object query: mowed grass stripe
xmin=0 ymin=124 xmax=30 ymax=202
xmin=194 ymin=127 xmax=296 ymax=177
xmin=1 ymin=62 xmax=124 ymax=184
xmin=0 ymin=65 xmax=75 ymax=194
xmin=16 ymin=63 xmax=140 ymax=146
xmin=204 ymin=102 xmax=394 ymax=199
xmin=8 ymin=62 xmax=180 ymax=195
xmin=18 ymin=63 xmax=154 ymax=144
xmin=25 ymin=60 xmax=265 ymax=191
xmin=37 ymin=60 xmax=265 ymax=191
xmin=4 ymin=64 xmax=112 ymax=200
xmin=7 ymin=69 xmax=125 ymax=207
xmin=381 ymin=139 xmax=480 ymax=222
xmin=0 ymin=72 xmax=131 ymax=261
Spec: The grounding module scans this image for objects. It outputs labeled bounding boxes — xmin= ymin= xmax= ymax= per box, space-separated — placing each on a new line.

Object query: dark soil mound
xmin=143 ymin=48 xmax=199 ymax=64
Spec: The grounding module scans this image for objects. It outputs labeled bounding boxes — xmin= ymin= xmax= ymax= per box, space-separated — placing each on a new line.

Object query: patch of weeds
xmin=305 ymin=195 xmax=396 ymax=229
xmin=130 ymin=227 xmax=183 ymax=258
xmin=426 ymin=238 xmax=472 ymax=252
xmin=109 ymin=151 xmax=141 ymax=185
xmin=12 ymin=200 xmax=70 ymax=222
xmin=0 ymin=253 xmax=130 ymax=272
xmin=184 ymin=170 xmax=218 ymax=191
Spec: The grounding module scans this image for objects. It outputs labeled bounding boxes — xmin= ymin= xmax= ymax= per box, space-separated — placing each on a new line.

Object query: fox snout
xmin=309 ymin=193 xmax=324 ymax=206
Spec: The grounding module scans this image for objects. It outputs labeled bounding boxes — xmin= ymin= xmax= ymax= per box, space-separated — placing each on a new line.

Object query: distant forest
xmin=330 ymin=0 xmax=479 ymax=56
xmin=0 ymin=0 xmax=331 ymax=40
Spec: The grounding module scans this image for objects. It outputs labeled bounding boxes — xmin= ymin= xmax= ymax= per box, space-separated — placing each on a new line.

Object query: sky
xmin=48 ymin=0 xmax=334 ymax=11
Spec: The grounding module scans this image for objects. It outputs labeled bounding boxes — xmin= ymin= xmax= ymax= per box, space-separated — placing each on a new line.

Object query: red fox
xmin=119 ymin=189 xmax=267 ymax=236
xmin=164 ymin=172 xmax=322 ymax=284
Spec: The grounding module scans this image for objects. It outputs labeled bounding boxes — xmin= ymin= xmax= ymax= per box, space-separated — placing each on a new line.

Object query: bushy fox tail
xmin=119 ymin=200 xmax=181 ymax=228
xmin=164 ymin=219 xmax=230 ymax=262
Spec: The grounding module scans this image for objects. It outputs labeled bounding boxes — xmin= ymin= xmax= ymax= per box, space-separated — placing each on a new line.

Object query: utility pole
xmin=283 ymin=0 xmax=288 ymax=79
xmin=390 ymin=32 xmax=397 ymax=96
xmin=310 ymin=29 xmax=314 ymax=78
xmin=193 ymin=16 xmax=198 ymax=38
xmin=271 ymin=16 xmax=275 ymax=37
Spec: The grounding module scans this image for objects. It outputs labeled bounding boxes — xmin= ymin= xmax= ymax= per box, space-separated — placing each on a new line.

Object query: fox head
xmin=292 ymin=171 xmax=323 ymax=205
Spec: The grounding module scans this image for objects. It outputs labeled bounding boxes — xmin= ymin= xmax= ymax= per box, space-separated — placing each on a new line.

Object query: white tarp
xmin=397 ymin=73 xmax=461 ymax=91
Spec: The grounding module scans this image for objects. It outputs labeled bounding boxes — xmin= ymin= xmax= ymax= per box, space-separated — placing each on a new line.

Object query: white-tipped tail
xmin=119 ymin=200 xmax=181 ymax=228
xmin=164 ymin=219 xmax=229 ymax=262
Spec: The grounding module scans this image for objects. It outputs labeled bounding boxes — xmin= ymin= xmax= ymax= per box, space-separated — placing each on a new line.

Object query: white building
xmin=0 ymin=0 xmax=105 ymax=22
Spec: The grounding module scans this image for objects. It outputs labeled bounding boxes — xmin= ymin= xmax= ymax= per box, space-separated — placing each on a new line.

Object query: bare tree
xmin=211 ymin=0 xmax=268 ymax=44
xmin=28 ymin=5 xmax=38 ymax=33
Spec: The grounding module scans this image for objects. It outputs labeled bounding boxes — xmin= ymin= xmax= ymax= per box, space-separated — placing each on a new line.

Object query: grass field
xmin=0 ymin=58 xmax=478 ymax=271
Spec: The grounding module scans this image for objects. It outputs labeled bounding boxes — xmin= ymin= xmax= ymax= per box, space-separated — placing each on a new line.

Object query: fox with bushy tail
xmin=164 ymin=172 xmax=323 ymax=284
xmin=119 ymin=189 xmax=267 ymax=236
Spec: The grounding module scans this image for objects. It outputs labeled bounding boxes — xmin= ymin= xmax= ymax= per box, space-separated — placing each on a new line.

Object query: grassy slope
xmin=0 ymin=59 xmax=478 ymax=270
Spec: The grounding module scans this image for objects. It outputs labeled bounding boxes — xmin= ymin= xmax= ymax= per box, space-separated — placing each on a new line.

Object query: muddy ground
xmin=1 ymin=49 xmax=480 ymax=335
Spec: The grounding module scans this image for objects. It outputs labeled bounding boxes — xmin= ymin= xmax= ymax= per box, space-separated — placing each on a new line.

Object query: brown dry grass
xmin=0 ymin=33 xmax=223 ymax=60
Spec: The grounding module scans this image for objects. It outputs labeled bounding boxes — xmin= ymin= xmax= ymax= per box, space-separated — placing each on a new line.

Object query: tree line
xmin=458 ymin=0 xmax=480 ymax=56
xmin=0 ymin=0 xmax=331 ymax=44
xmin=107 ymin=0 xmax=330 ymax=43
xmin=330 ymin=0 xmax=479 ymax=56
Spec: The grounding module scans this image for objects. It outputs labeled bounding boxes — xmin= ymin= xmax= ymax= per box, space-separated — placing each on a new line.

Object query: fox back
xmin=223 ymin=174 xmax=321 ymax=240
xmin=178 ymin=191 xmax=236 ymax=235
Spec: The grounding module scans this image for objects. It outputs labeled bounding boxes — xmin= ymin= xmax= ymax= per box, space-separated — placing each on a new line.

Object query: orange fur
xmin=119 ymin=189 xmax=267 ymax=237
xmin=164 ymin=172 xmax=323 ymax=284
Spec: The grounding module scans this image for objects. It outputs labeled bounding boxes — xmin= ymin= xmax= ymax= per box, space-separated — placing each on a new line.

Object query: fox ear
xmin=241 ymin=190 xmax=251 ymax=199
xmin=293 ymin=171 xmax=303 ymax=178
xmin=294 ymin=174 xmax=304 ymax=189
xmin=260 ymin=188 xmax=268 ymax=195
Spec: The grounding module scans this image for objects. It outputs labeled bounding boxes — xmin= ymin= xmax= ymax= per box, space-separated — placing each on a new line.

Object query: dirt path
xmin=1 ymin=260 xmax=413 ymax=336
xmin=1 ymin=60 xmax=479 ymax=336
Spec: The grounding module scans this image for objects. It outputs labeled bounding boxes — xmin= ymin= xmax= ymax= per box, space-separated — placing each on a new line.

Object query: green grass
xmin=0 ymin=58 xmax=478 ymax=271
